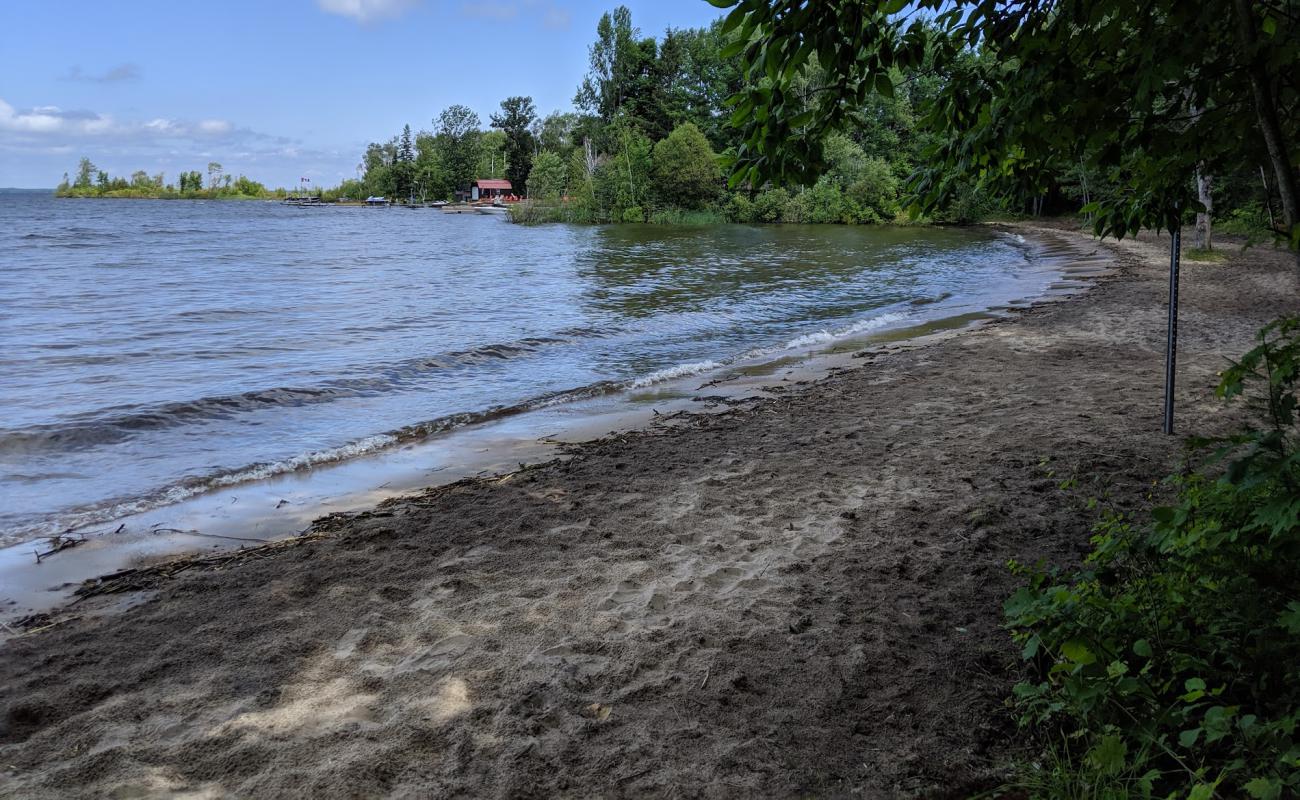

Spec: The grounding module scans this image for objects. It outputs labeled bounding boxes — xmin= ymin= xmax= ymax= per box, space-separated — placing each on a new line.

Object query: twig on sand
xmin=700 ymin=665 xmax=711 ymax=690
xmin=148 ymin=526 xmax=269 ymax=544
xmin=34 ymin=534 xmax=85 ymax=563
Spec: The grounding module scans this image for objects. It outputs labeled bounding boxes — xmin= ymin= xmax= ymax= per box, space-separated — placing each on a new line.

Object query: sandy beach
xmin=1 ymin=224 xmax=1296 ymax=798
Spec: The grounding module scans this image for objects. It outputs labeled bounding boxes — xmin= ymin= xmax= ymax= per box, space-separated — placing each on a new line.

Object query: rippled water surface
xmin=1 ymin=191 xmax=1051 ymax=543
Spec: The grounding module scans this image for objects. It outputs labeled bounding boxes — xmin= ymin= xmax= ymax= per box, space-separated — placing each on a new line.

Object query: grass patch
xmin=1183 ymin=248 xmax=1230 ymax=262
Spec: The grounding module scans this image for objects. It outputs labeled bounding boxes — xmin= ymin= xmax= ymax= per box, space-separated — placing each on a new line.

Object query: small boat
xmin=364 ymin=196 xmax=390 ymax=206
xmin=475 ymin=204 xmax=509 ymax=215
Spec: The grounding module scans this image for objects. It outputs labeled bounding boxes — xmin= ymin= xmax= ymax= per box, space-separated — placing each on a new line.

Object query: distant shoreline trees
xmin=55 ymin=157 xmax=272 ymax=200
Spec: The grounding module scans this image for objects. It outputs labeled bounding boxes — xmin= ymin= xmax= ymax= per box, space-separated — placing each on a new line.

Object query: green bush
xmin=728 ymin=192 xmax=757 ymax=223
xmin=753 ymin=187 xmax=791 ymax=222
xmin=650 ymin=122 xmax=722 ymax=210
xmin=526 ymin=151 xmax=566 ymax=200
xmin=1217 ymin=203 xmax=1275 ymax=241
xmin=1005 ymin=317 xmax=1300 ymax=799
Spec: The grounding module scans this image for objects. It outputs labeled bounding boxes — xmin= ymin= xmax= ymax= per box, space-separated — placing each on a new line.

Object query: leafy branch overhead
xmin=710 ymin=0 xmax=1300 ymax=244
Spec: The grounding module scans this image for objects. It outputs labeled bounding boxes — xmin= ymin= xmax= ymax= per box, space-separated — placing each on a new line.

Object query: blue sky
xmin=0 ymin=0 xmax=725 ymax=188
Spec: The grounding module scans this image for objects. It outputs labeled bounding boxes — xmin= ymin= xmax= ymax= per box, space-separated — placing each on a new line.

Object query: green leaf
xmin=874 ymin=72 xmax=895 ymax=98
xmin=1282 ymin=601 xmax=1300 ymax=634
xmin=1088 ymin=734 xmax=1127 ymax=776
xmin=1179 ymin=727 xmax=1202 ymax=748
xmin=1133 ymin=639 xmax=1152 ymax=657
xmin=1261 ymin=15 xmax=1277 ymax=36
xmin=1061 ymin=639 xmax=1096 ymax=665
xmin=703 ymin=0 xmax=739 ymax=7
xmin=1188 ymin=785 xmax=1215 ymax=800
xmin=720 ymin=7 xmax=747 ymax=34
xmin=1244 ymin=776 xmax=1282 ymax=799
xmin=720 ymin=38 xmax=746 ymax=59
xmin=1021 ymin=634 xmax=1041 ymax=660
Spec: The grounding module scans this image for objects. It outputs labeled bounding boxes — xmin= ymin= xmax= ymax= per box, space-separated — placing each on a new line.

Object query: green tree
xmin=206 ymin=162 xmax=223 ymax=191
xmin=526 ymin=151 xmax=567 ymax=199
xmin=566 ymin=146 xmax=594 ymax=207
xmin=491 ymin=96 xmax=537 ymax=195
xmin=475 ymin=130 xmax=507 ymax=180
xmin=575 ymin=6 xmax=640 ymax=123
xmin=592 ymin=123 xmax=653 ymax=220
xmin=74 ymin=157 xmax=96 ymax=189
xmin=575 ymin=6 xmax=664 ymax=144
xmin=650 ymin=122 xmax=721 ymax=209
xmin=414 ymin=132 xmax=450 ymax=200
xmin=536 ymin=111 xmax=581 ymax=157
xmin=435 ymin=104 xmax=482 ymax=195
xmin=399 ymin=124 xmax=414 ymax=163
xmin=714 ymin=0 xmax=1300 ymax=244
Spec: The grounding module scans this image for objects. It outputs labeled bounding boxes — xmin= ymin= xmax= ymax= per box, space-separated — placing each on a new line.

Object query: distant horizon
xmin=0 ymin=1 xmax=724 ymax=189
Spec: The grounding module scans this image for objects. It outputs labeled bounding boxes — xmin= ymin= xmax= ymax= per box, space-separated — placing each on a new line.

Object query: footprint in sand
xmin=392 ymin=634 xmax=476 ymax=674
xmin=333 ymin=627 xmax=368 ymax=660
xmin=598 ymin=580 xmax=667 ymax=615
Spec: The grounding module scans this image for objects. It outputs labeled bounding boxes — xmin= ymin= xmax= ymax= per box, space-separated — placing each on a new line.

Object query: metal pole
xmin=1163 ymin=225 xmax=1181 ymax=435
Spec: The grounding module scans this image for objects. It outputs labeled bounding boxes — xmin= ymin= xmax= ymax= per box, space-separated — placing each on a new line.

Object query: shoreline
xmin=1 ymin=227 xmax=1106 ymax=626
xmin=2 ymin=223 xmax=1295 ymax=797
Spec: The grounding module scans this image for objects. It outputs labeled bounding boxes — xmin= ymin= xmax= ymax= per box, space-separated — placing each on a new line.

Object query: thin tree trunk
xmin=1234 ymin=0 xmax=1299 ymax=232
xmin=1196 ymin=166 xmax=1214 ymax=250
xmin=1079 ymin=159 xmax=1091 ymax=220
xmin=1260 ymin=165 xmax=1277 ymax=230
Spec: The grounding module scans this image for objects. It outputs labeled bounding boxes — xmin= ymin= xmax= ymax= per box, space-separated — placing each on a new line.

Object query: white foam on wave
xmin=781 ymin=311 xmax=909 ymax=350
xmin=625 ymin=360 xmax=724 ymax=389
xmin=204 ymin=433 xmax=400 ymax=489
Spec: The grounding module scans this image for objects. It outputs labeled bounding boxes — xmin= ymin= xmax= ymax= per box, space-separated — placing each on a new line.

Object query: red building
xmin=459 ymin=179 xmax=513 ymax=202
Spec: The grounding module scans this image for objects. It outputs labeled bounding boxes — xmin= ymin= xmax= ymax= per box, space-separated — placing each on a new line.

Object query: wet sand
xmin=1 ymin=223 xmax=1295 ymax=798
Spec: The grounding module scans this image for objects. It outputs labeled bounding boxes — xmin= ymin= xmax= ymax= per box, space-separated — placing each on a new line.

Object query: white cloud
xmin=61 ymin=63 xmax=141 ymax=83
xmin=316 ymin=0 xmax=420 ymax=22
xmin=459 ymin=0 xmax=569 ymax=29
xmin=0 ymin=99 xmax=240 ymax=141
xmin=197 ymin=119 xmax=233 ymax=135
xmin=0 ymin=99 xmax=90 ymax=133
xmin=0 ymin=97 xmax=352 ymax=188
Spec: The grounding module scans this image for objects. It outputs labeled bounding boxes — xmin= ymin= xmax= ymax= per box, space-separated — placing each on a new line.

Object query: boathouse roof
xmin=474 ymin=179 xmax=512 ymax=190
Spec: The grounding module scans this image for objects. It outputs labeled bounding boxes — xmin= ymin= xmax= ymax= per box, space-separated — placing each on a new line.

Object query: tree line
xmin=351 ymin=3 xmax=1287 ymax=238
xmin=55 ymin=157 xmax=271 ymax=200
xmin=352 ymin=6 xmax=930 ymax=224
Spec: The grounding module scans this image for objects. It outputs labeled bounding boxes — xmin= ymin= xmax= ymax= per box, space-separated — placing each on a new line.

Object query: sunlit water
xmin=1 ymin=191 xmax=1054 ymax=544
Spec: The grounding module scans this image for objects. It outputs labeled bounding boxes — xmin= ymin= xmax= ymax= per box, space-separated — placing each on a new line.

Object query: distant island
xmin=55 ymin=158 xmax=290 ymax=201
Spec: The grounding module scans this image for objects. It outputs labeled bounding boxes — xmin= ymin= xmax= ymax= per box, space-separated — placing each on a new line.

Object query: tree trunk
xmin=1196 ymin=166 xmax=1214 ymax=250
xmin=1233 ymin=0 xmax=1299 ymax=233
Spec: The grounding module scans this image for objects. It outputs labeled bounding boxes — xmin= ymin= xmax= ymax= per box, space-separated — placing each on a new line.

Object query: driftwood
xmin=34 ymin=534 xmax=84 ymax=563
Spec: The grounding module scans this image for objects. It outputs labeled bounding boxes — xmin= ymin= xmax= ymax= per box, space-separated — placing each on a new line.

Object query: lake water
xmin=1 ymin=191 xmax=1064 ymax=547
